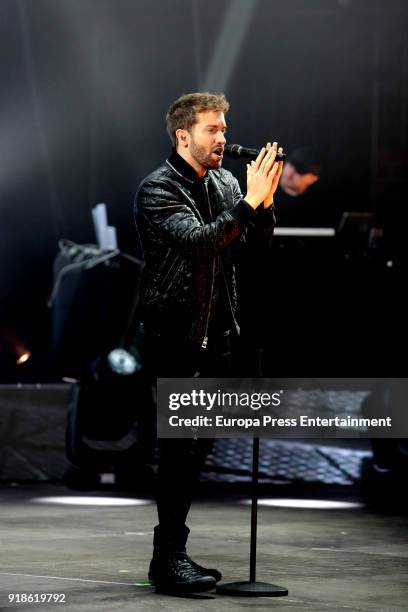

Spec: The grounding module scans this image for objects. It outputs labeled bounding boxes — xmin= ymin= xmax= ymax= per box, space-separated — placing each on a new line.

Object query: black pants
xmin=142 ymin=324 xmax=235 ymax=553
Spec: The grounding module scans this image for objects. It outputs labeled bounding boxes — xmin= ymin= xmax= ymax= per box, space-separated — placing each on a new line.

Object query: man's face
xmin=280 ymin=162 xmax=319 ymax=196
xmin=178 ymin=110 xmax=227 ymax=175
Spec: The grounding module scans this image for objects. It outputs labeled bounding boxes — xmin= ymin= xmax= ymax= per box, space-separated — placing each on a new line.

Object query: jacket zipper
xmin=202 ymin=180 xmax=215 ymax=349
xmin=202 ymin=258 xmax=215 ymax=348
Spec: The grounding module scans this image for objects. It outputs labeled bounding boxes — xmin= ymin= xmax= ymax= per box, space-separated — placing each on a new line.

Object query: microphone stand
xmin=216 ymin=436 xmax=288 ymax=597
xmin=217 ymin=204 xmax=288 ymax=598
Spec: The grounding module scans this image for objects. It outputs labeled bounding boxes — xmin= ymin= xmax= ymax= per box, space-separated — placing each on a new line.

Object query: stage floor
xmin=0 ymin=484 xmax=407 ymax=611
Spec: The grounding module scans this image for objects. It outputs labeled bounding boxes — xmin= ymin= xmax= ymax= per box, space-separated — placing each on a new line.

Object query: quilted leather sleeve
xmin=136 ymin=177 xmax=254 ymax=260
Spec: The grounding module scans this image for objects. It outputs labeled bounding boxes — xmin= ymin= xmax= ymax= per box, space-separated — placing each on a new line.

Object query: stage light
xmin=107 ymin=348 xmax=141 ymax=375
xmin=30 ymin=496 xmax=151 ymax=507
xmin=242 ymin=499 xmax=364 ymax=510
xmin=16 ymin=351 xmax=31 ymax=365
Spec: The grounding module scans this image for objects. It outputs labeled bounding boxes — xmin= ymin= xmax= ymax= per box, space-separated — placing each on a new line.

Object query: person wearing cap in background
xmin=275 ymin=146 xmax=323 ymax=227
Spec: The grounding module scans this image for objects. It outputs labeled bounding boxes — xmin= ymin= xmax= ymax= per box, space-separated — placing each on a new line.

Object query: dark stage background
xmin=1 ymin=0 xmax=407 ymax=379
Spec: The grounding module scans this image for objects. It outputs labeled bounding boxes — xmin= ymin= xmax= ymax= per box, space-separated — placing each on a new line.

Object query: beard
xmin=189 ymin=139 xmax=221 ymax=170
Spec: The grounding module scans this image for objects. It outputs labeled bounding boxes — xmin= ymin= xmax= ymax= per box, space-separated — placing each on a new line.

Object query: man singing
xmin=134 ymin=92 xmax=283 ymax=593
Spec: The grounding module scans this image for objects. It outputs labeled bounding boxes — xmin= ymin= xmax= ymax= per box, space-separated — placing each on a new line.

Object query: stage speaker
xmin=49 ymin=241 xmax=143 ymax=379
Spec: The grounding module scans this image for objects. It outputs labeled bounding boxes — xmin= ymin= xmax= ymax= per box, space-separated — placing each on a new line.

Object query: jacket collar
xmin=166 ymin=149 xmax=210 ymax=185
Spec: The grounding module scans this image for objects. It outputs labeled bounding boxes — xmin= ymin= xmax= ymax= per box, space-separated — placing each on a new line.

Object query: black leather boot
xmin=149 ymin=552 xmax=222 ymax=584
xmin=149 ymin=526 xmax=220 ymax=592
xmin=148 ymin=552 xmax=216 ymax=593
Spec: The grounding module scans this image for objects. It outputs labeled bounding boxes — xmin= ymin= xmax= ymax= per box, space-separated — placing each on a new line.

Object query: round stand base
xmin=216 ymin=581 xmax=288 ymax=597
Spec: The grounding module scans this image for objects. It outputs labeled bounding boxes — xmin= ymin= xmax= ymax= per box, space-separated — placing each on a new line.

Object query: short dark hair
xmin=288 ymin=147 xmax=322 ymax=175
xmin=166 ymin=92 xmax=230 ymax=146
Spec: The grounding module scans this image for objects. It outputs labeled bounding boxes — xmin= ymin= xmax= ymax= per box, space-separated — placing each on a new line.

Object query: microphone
xmin=224 ymin=144 xmax=286 ymax=162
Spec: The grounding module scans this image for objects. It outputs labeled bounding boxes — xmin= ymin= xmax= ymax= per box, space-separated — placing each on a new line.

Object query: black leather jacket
xmin=134 ymin=153 xmax=275 ymax=347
